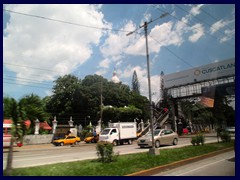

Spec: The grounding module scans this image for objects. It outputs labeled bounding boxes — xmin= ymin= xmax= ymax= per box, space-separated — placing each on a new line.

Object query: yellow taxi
xmin=53 ymin=135 xmax=81 ymax=146
xmin=84 ymin=134 xmax=99 ymax=143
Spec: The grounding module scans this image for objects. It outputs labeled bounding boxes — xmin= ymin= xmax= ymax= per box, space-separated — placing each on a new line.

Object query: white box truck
xmin=99 ymin=122 xmax=137 ymax=146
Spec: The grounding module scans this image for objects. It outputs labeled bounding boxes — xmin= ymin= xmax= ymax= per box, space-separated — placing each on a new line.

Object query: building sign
xmin=163 ymin=58 xmax=235 ymax=88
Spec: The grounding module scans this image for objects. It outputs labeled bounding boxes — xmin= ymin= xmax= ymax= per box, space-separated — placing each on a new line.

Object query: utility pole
xmin=126 ymin=13 xmax=168 ymax=156
xmin=100 ymin=79 xmax=103 ymax=125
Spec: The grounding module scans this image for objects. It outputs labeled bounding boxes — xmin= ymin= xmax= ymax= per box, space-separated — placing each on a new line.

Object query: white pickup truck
xmin=99 ymin=122 xmax=137 ymax=146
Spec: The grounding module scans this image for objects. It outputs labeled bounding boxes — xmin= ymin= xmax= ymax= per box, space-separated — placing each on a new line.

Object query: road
xmin=152 ymin=150 xmax=235 ymax=176
xmin=3 ymin=134 xmax=220 ymax=169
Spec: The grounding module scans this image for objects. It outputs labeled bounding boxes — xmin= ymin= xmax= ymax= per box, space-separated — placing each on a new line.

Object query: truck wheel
xmin=155 ymin=140 xmax=160 ymax=148
xmin=60 ymin=142 xmax=64 ymax=146
xmin=112 ymin=140 xmax=118 ymax=146
xmin=128 ymin=139 xmax=132 ymax=145
xmin=173 ymin=138 xmax=178 ymax=145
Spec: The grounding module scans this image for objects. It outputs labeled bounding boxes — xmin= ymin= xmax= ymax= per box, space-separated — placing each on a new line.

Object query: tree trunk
xmin=5 ymin=137 xmax=14 ymax=176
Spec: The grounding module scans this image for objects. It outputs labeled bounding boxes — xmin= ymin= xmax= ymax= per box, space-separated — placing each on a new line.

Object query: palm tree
xmin=3 ymin=97 xmax=26 ymax=175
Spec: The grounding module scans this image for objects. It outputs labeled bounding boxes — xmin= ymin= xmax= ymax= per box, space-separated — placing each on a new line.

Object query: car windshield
xmin=101 ymin=129 xmax=111 ymax=135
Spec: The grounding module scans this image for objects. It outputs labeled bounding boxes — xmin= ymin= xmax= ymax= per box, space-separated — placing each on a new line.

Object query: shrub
xmin=191 ymin=133 xmax=205 ymax=146
xmin=196 ymin=133 xmax=205 ymax=145
xmin=96 ymin=142 xmax=118 ymax=163
xmin=191 ymin=136 xmax=197 ymax=146
xmin=220 ymin=131 xmax=231 ymax=142
xmin=80 ymin=130 xmax=93 ymax=139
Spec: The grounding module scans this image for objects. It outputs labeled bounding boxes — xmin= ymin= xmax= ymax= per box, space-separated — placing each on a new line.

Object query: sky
xmin=3 ymin=4 xmax=235 ymax=102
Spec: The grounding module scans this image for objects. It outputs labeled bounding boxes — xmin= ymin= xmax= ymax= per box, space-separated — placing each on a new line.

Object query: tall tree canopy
xmin=45 ymin=74 xmax=150 ymax=126
xmin=131 ymin=70 xmax=140 ymax=94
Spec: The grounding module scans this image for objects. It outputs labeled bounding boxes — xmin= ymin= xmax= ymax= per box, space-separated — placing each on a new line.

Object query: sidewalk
xmin=179 ymin=132 xmax=217 ymax=138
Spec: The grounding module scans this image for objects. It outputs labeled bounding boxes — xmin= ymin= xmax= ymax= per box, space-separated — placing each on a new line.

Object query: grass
xmin=5 ymin=141 xmax=234 ymax=176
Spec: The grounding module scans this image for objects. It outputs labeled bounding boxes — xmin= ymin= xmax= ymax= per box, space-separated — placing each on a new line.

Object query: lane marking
xmin=176 ymin=155 xmax=235 ymax=176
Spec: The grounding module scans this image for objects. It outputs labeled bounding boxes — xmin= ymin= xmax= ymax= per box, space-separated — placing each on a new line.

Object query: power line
xmin=175 ymin=4 xmax=235 ymax=40
xmin=126 ymin=13 xmax=169 ymax=36
xmin=195 ymin=5 xmax=235 ymax=33
xmin=3 ymin=81 xmax=52 ymax=89
xmin=4 ymin=62 xmax=62 ymax=73
xmin=153 ymin=5 xmax=234 ymax=48
xmin=3 ymin=8 xmax=131 ymax=33
xmin=3 ymin=76 xmax=53 ymax=87
xmin=148 ymin=35 xmax=195 ymax=68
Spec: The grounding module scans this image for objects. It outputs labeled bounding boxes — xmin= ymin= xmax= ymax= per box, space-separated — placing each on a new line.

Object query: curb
xmin=126 ymin=147 xmax=234 ymax=176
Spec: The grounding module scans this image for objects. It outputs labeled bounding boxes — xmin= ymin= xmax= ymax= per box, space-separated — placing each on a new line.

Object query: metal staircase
xmin=137 ymin=108 xmax=169 ymax=137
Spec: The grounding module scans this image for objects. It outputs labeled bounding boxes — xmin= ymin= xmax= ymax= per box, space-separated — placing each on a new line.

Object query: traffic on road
xmin=3 ymin=133 xmax=221 ymax=169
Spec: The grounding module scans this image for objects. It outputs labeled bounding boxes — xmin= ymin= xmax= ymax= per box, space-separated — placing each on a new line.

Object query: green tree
xmin=19 ymin=94 xmax=50 ymax=134
xmin=180 ymin=100 xmax=214 ymax=132
xmin=213 ymin=95 xmax=235 ymax=127
xmin=3 ymin=97 xmax=26 ymax=175
xmin=45 ymin=74 xmax=151 ymax=126
xmin=102 ymin=105 xmax=142 ymax=123
xmin=132 ymin=70 xmax=140 ymax=94
xmin=46 ymin=74 xmax=85 ymax=124
xmin=82 ymin=75 xmax=108 ymax=122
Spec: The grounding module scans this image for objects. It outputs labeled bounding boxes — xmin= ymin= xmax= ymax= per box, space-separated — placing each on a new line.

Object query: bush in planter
xmin=96 ymin=142 xmax=119 ymax=163
xmin=191 ymin=133 xmax=205 ymax=146
xmin=220 ymin=131 xmax=231 ymax=142
xmin=191 ymin=136 xmax=197 ymax=146
xmin=196 ymin=133 xmax=205 ymax=145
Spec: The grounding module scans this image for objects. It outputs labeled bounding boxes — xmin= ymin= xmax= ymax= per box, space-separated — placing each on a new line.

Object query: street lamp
xmin=143 ymin=22 xmax=159 ymax=155
xmin=126 ymin=14 xmax=168 ymax=156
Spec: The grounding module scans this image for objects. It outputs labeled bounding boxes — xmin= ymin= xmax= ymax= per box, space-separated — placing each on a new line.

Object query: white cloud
xmin=220 ymin=29 xmax=235 ymax=43
xmin=99 ymin=58 xmax=111 ymax=68
xmin=189 ymin=23 xmax=204 ymax=42
xmin=3 ymin=4 xmax=107 ymax=83
xmin=190 ymin=4 xmax=204 ymax=16
xmin=95 ymin=69 xmax=107 ymax=76
xmin=210 ymin=19 xmax=230 ymax=34
xmin=210 ymin=19 xmax=235 ymax=43
xmin=100 ymin=21 xmax=136 ymax=58
xmin=125 ymin=21 xmax=184 ymax=56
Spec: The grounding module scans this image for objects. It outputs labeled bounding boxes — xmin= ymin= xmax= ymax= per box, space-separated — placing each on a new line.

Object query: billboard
xmin=163 ymin=58 xmax=235 ymax=89
xmin=199 ymin=82 xmax=235 ymax=108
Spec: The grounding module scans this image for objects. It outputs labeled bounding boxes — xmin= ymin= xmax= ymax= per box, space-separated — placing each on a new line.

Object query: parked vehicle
xmin=53 ymin=135 xmax=81 ymax=146
xmin=99 ymin=122 xmax=137 ymax=146
xmin=3 ymin=119 xmax=12 ymax=147
xmin=225 ymin=126 xmax=235 ymax=136
xmin=137 ymin=129 xmax=178 ymax=148
xmin=53 ymin=124 xmax=77 ymax=141
xmin=84 ymin=134 xmax=99 ymax=143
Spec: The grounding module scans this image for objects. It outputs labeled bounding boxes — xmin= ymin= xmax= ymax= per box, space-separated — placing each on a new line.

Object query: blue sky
xmin=3 ymin=4 xmax=235 ymax=102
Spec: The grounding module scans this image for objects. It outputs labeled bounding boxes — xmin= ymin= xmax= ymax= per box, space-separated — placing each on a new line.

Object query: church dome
xmin=111 ymin=70 xmax=120 ymax=83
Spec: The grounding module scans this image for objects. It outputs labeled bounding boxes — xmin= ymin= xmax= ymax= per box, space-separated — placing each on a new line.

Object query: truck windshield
xmin=101 ymin=129 xmax=111 ymax=135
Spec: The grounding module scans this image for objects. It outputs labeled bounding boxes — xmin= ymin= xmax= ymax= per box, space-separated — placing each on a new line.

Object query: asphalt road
xmin=152 ymin=150 xmax=235 ymax=176
xmin=3 ymin=134 xmax=220 ymax=170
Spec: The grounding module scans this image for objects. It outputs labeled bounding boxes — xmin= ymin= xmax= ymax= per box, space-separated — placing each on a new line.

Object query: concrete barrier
xmin=23 ymin=134 xmax=54 ymax=145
